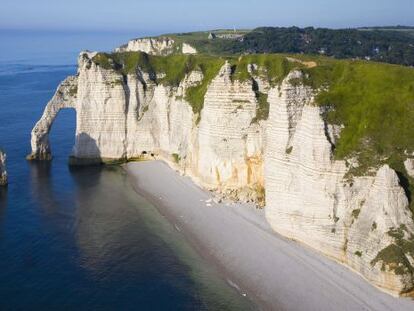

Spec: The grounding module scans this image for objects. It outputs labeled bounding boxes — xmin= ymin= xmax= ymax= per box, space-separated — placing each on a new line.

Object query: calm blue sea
xmin=0 ymin=30 xmax=252 ymax=310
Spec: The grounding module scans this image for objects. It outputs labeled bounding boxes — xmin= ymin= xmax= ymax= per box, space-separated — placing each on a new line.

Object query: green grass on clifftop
xmin=184 ymin=57 xmax=225 ymax=117
xmin=302 ymin=57 xmax=414 ymax=170
xmin=93 ymin=52 xmax=198 ymax=85
xmin=92 ymin=52 xmax=225 ymax=116
xmin=231 ymin=54 xmax=294 ymax=85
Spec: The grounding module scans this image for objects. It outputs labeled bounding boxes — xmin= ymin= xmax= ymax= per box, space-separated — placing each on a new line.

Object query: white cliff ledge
xmin=28 ymin=50 xmax=414 ymax=297
xmin=115 ymin=37 xmax=198 ymax=56
xmin=115 ymin=37 xmax=175 ymax=55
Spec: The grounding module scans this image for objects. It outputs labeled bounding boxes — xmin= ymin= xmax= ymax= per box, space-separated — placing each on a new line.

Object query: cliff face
xmin=182 ymin=43 xmax=197 ymax=54
xmin=28 ymin=51 xmax=414 ymax=296
xmin=116 ymin=37 xmax=198 ymax=55
xmin=0 ymin=150 xmax=7 ymax=186
xmin=115 ymin=37 xmax=176 ymax=55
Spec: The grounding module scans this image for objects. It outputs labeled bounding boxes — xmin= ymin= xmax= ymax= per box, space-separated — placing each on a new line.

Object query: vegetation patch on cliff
xmin=251 ymin=92 xmax=269 ymax=123
xmin=231 ymin=54 xmax=295 ymax=85
xmin=371 ymin=225 xmax=414 ymax=277
xmin=230 ymin=54 xmax=296 ymax=123
xmin=172 ymin=153 xmax=181 ymax=163
xmin=371 ymin=244 xmax=414 ymax=276
xmin=184 ymin=57 xmax=225 ymax=117
xmin=68 ymin=85 xmax=78 ymax=97
xmin=302 ymin=58 xmax=414 ymax=163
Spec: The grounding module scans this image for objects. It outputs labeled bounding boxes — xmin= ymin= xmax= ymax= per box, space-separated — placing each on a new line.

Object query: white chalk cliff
xmin=28 ymin=51 xmax=414 ymax=296
xmin=116 ymin=37 xmax=198 ymax=55
xmin=0 ymin=150 xmax=7 ymax=186
xmin=182 ymin=43 xmax=197 ymax=54
xmin=115 ymin=37 xmax=176 ymax=55
xmin=405 ymin=158 xmax=414 ymax=178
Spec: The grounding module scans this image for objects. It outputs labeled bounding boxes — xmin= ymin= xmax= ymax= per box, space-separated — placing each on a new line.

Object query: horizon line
xmin=1 ymin=24 xmax=414 ymax=35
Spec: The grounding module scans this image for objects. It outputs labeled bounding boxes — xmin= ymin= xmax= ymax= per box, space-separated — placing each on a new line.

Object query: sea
xmin=0 ymin=30 xmax=252 ymax=310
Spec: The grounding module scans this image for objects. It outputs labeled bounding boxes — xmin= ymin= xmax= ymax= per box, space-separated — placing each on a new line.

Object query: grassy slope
xmin=297 ymin=56 xmax=414 ymax=160
xmin=165 ymin=30 xmax=251 ymax=56
xmin=295 ymin=55 xmax=414 ymax=214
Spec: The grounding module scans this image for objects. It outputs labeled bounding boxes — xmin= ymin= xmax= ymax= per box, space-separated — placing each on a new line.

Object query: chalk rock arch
xmin=27 ymin=76 xmax=78 ymax=160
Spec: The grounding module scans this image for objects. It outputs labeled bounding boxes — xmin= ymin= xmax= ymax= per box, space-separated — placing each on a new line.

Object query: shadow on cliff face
xmin=70 ymin=132 xmax=102 ymax=165
xmin=396 ymin=170 xmax=412 ymax=205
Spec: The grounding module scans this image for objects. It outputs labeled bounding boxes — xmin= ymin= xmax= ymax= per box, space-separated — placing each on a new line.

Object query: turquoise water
xmin=0 ymin=31 xmax=252 ymax=310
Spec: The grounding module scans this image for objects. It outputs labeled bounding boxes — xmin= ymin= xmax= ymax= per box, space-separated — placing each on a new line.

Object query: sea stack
xmin=0 ymin=150 xmax=7 ymax=186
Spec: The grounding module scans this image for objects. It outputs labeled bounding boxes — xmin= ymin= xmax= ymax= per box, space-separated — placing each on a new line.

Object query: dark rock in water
xmin=0 ymin=150 xmax=7 ymax=186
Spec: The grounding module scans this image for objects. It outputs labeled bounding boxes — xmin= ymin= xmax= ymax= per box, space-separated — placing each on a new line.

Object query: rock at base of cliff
xmin=0 ymin=150 xmax=8 ymax=186
xmin=0 ymin=175 xmax=7 ymax=187
xmin=26 ymin=152 xmax=52 ymax=161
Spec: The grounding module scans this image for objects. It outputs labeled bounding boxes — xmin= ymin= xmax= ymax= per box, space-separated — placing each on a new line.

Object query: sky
xmin=1 ymin=0 xmax=413 ymax=34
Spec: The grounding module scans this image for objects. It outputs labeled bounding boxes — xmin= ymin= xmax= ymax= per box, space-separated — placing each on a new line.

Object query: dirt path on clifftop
xmin=125 ymin=161 xmax=414 ymax=311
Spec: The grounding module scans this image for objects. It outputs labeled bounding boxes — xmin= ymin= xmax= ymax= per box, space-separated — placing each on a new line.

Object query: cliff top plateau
xmin=117 ymin=26 xmax=414 ymax=66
